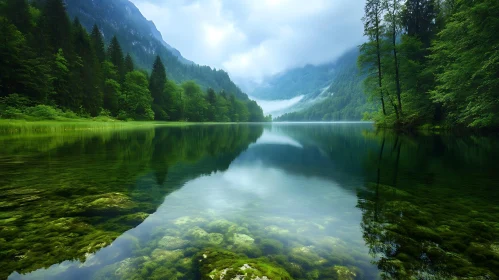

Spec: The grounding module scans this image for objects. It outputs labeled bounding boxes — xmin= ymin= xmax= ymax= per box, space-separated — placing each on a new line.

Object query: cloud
xmin=130 ymin=0 xmax=365 ymax=83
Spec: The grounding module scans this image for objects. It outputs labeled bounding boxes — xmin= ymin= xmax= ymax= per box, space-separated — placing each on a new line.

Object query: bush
xmin=62 ymin=110 xmax=79 ymax=119
xmin=0 ymin=106 xmax=26 ymax=119
xmin=24 ymin=105 xmax=60 ymax=120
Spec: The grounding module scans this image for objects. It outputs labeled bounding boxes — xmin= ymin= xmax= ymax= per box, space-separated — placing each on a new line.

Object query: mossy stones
xmin=158 ymin=236 xmax=189 ymax=250
xmin=264 ymin=225 xmax=289 ymax=236
xmin=207 ymin=219 xmax=236 ymax=233
xmin=173 ymin=216 xmax=208 ymax=227
xmin=195 ymin=249 xmax=292 ymax=280
xmin=289 ymin=246 xmax=326 ymax=267
xmin=185 ymin=226 xmax=209 ymax=239
xmin=207 ymin=233 xmax=224 ymax=245
xmin=333 ymin=265 xmax=357 ymax=280
xmin=151 ymin=249 xmax=184 ymax=262
xmin=234 ymin=233 xmax=255 ymax=246
xmin=260 ymin=239 xmax=283 ymax=254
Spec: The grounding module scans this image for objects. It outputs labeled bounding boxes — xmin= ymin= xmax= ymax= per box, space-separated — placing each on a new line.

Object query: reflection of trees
xmin=357 ymin=132 xmax=499 ymax=279
xmin=0 ymin=124 xmax=262 ymax=278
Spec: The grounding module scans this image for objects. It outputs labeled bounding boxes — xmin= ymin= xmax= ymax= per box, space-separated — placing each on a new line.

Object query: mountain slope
xmin=250 ymin=63 xmax=335 ymax=100
xmin=250 ymin=48 xmax=373 ymax=121
xmin=64 ymin=0 xmax=248 ymax=100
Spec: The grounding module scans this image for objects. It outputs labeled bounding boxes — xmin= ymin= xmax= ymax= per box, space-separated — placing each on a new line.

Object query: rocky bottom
xmin=89 ymin=213 xmax=368 ymax=280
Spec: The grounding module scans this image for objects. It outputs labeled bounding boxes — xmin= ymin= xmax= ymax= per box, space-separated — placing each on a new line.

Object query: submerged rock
xmin=158 ymin=236 xmax=189 ymax=250
xmin=195 ymin=250 xmax=291 ymax=280
xmin=233 ymin=234 xmax=255 ymax=246
xmin=151 ymin=249 xmax=184 ymax=262
xmin=207 ymin=233 xmax=224 ymax=246
xmin=334 ymin=265 xmax=357 ymax=280
xmin=185 ymin=226 xmax=224 ymax=245
xmin=290 ymin=246 xmax=327 ymax=267
xmin=174 ymin=216 xmax=208 ymax=226
xmin=264 ymin=226 xmax=289 ymax=236
xmin=186 ymin=226 xmax=209 ymax=239
xmin=207 ymin=219 xmax=236 ymax=233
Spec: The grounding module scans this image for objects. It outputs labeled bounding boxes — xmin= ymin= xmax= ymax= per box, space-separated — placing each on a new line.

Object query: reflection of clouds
xmin=249 ymin=95 xmax=304 ymax=116
xmin=251 ymin=130 xmax=303 ymax=148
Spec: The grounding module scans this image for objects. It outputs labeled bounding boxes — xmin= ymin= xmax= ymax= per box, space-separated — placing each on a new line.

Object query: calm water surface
xmin=1 ymin=123 xmax=498 ymax=279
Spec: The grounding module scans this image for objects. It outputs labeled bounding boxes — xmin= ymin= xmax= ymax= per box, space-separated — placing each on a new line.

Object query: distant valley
xmin=247 ymin=49 xmax=373 ymax=120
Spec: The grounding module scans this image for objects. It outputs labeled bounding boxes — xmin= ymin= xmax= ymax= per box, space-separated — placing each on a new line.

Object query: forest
xmin=0 ymin=0 xmax=270 ymax=122
xmin=359 ymin=0 xmax=498 ymax=130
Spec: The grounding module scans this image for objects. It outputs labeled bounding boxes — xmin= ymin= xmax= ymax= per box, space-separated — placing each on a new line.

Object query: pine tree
xmin=124 ymin=53 xmax=134 ymax=73
xmin=149 ymin=56 xmax=167 ymax=120
xmin=107 ymin=36 xmax=124 ymax=82
xmin=40 ymin=0 xmax=72 ymax=55
xmin=71 ymin=18 xmax=102 ymax=116
xmin=90 ymin=24 xmax=106 ymax=62
xmin=4 ymin=0 xmax=32 ymax=34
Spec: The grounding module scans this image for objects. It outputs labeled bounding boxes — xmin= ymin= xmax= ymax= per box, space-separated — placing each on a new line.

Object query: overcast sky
xmin=130 ymin=0 xmax=365 ymax=83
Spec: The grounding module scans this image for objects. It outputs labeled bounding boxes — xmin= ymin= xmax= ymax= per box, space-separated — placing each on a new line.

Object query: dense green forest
xmin=359 ymin=0 xmax=499 ymax=129
xmin=0 ymin=0 xmax=269 ymax=122
xmin=275 ymin=49 xmax=374 ymax=121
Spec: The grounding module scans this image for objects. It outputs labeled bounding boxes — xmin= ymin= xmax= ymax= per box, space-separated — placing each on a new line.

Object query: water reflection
xmin=0 ymin=124 xmax=263 ymax=279
xmin=3 ymin=124 xmax=499 ymax=279
xmin=357 ymin=132 xmax=499 ymax=279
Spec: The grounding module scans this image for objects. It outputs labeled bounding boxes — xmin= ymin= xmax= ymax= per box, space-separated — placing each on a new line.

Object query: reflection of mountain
xmin=236 ymin=124 xmax=379 ymax=191
xmin=0 ymin=125 xmax=262 ymax=279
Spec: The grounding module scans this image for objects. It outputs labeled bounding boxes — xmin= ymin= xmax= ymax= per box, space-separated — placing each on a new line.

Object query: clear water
xmin=1 ymin=123 xmax=498 ymax=279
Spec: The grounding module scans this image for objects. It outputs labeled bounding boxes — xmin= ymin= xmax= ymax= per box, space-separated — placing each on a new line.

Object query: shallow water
xmin=1 ymin=123 xmax=498 ymax=279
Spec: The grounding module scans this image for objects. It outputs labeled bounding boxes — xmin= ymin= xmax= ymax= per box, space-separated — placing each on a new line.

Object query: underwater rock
xmin=116 ymin=212 xmax=150 ymax=225
xmin=334 ymin=265 xmax=357 ymax=280
xmin=207 ymin=233 xmax=225 ymax=246
xmin=313 ymin=236 xmax=346 ymax=251
xmin=174 ymin=216 xmax=208 ymax=226
xmin=207 ymin=219 xmax=237 ymax=233
xmin=289 ymin=246 xmax=327 ymax=267
xmin=195 ymin=249 xmax=291 ymax=280
xmin=186 ymin=226 xmax=209 ymax=239
xmin=227 ymin=224 xmax=251 ymax=236
xmin=264 ymin=225 xmax=289 ymax=236
xmin=70 ymin=193 xmax=136 ymax=215
xmin=233 ymin=234 xmax=255 ymax=246
xmin=185 ymin=227 xmax=224 ymax=245
xmin=114 ymin=258 xmax=134 ymax=277
xmin=260 ymin=239 xmax=284 ymax=254
xmin=158 ymin=236 xmax=190 ymax=250
xmin=151 ymin=249 xmax=184 ymax=262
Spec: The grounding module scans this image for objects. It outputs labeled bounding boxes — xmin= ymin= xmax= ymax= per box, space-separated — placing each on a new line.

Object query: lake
xmin=1 ymin=123 xmax=498 ymax=279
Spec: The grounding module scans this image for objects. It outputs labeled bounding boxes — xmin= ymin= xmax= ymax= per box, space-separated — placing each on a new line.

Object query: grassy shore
xmin=0 ymin=119 xmax=255 ymax=135
xmin=0 ymin=119 xmax=197 ymax=134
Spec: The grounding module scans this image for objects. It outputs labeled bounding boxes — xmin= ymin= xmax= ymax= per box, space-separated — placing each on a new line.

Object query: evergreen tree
xmin=90 ymin=24 xmax=106 ymax=62
xmin=107 ymin=36 xmax=124 ymax=82
xmin=4 ymin=0 xmax=32 ymax=34
xmin=149 ymin=56 xmax=167 ymax=120
xmin=124 ymin=53 xmax=134 ymax=74
xmin=71 ymin=18 xmax=102 ymax=116
xmin=39 ymin=0 xmax=72 ymax=55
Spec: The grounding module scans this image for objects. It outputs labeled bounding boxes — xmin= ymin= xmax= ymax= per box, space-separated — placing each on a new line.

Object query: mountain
xmin=64 ymin=0 xmax=248 ymax=100
xmin=251 ymin=63 xmax=335 ymax=101
xmin=249 ymin=48 xmax=373 ymax=121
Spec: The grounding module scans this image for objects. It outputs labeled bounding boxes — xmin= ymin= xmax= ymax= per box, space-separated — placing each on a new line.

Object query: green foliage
xmin=121 ymin=71 xmax=154 ymax=120
xmin=358 ymin=0 xmax=499 ymax=130
xmin=430 ymin=0 xmax=499 ymax=128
